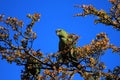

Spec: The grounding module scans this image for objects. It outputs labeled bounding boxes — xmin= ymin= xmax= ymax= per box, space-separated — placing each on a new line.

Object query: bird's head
xmin=56 ymin=29 xmax=68 ymax=38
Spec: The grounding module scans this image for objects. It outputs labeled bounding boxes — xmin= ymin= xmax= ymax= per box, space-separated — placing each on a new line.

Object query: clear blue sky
xmin=0 ymin=0 xmax=120 ymax=80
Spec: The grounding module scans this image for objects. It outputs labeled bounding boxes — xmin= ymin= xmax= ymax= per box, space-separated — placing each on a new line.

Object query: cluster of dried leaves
xmin=0 ymin=0 xmax=120 ymax=80
xmin=74 ymin=0 xmax=120 ymax=30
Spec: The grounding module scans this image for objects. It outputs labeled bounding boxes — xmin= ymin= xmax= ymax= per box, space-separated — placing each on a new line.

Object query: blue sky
xmin=0 ymin=0 xmax=120 ymax=80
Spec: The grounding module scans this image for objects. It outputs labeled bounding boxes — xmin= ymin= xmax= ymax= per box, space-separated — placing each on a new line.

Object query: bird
xmin=56 ymin=29 xmax=80 ymax=65
xmin=56 ymin=29 xmax=79 ymax=51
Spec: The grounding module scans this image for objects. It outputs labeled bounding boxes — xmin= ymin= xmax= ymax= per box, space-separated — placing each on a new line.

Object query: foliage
xmin=74 ymin=0 xmax=120 ymax=30
xmin=0 ymin=0 xmax=120 ymax=80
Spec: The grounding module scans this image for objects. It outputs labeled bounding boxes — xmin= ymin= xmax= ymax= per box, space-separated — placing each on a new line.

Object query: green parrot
xmin=56 ymin=29 xmax=80 ymax=64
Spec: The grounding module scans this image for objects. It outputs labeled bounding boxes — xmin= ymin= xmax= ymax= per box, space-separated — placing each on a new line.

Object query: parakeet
xmin=56 ymin=29 xmax=79 ymax=51
xmin=56 ymin=29 xmax=80 ymax=64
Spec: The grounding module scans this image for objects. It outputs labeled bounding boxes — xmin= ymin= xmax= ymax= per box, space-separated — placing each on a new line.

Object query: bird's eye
xmin=56 ymin=29 xmax=62 ymax=33
xmin=57 ymin=29 xmax=61 ymax=32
